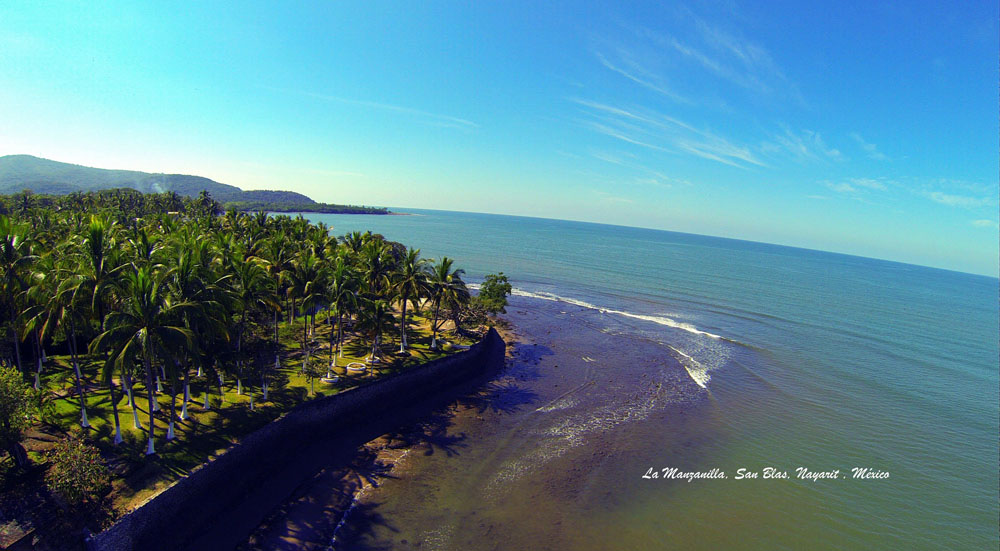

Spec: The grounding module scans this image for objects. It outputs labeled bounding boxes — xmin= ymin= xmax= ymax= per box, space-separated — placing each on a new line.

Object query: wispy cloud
xmin=627 ymin=12 xmax=804 ymax=105
xmin=849 ymin=177 xmax=888 ymax=191
xmin=762 ymin=126 xmax=842 ymax=163
xmin=923 ymin=191 xmax=993 ymax=208
xmin=971 ymin=219 xmax=1000 ymax=229
xmin=676 ymin=139 xmax=762 ymax=168
xmin=824 ymin=177 xmax=890 ymax=196
xmin=826 ymin=182 xmax=858 ymax=194
xmin=588 ymin=149 xmax=685 ymax=188
xmin=594 ymin=190 xmax=634 ymax=204
xmin=572 ymin=98 xmax=764 ymax=169
xmin=268 ymin=87 xmax=478 ymax=130
xmin=580 ymin=120 xmax=672 ymax=153
xmin=594 ymin=52 xmax=691 ymax=105
xmin=850 ymin=132 xmax=887 ymax=160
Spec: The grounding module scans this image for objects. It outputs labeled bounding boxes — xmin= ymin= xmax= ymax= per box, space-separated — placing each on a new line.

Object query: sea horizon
xmin=338 ymin=206 xmax=1000 ymax=280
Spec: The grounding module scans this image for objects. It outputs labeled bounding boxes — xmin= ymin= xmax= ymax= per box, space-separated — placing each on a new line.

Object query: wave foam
xmin=667 ymin=345 xmax=711 ymax=388
xmin=511 ymin=288 xmax=722 ymax=339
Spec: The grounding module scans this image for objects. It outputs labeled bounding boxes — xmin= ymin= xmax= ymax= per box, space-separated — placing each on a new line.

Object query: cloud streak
xmin=270 ymin=87 xmax=478 ymax=130
xmin=595 ymin=52 xmax=691 ymax=105
xmin=851 ymin=132 xmax=887 ymax=160
xmin=571 ymin=98 xmax=765 ymax=169
xmin=762 ymin=126 xmax=842 ymax=163
xmin=923 ymin=191 xmax=992 ymax=208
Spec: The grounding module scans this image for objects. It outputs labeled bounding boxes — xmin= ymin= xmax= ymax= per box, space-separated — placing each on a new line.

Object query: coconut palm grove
xmin=0 ymin=188 xmax=508 ymax=543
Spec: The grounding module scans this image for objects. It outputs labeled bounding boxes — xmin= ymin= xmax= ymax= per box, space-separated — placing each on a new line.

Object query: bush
xmin=477 ymin=272 xmax=512 ymax=314
xmin=0 ymin=365 xmax=34 ymax=466
xmin=45 ymin=438 xmax=111 ymax=508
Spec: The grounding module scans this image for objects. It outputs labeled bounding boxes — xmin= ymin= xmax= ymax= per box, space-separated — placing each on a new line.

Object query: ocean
xmin=296 ymin=209 xmax=998 ymax=550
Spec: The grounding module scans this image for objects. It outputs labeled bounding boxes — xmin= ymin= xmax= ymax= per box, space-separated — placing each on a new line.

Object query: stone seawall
xmin=88 ymin=328 xmax=506 ymax=551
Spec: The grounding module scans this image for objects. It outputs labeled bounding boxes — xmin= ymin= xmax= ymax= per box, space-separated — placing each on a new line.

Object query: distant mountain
xmin=0 ymin=154 xmax=316 ymax=204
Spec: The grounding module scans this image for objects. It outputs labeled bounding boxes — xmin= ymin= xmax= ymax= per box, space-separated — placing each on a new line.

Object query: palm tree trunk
xmin=181 ymin=364 xmax=190 ymax=420
xmin=9 ymin=310 xmax=23 ymax=376
xmin=218 ymin=371 xmax=225 ymax=405
xmin=274 ymin=309 xmax=279 ymax=346
xmin=143 ymin=353 xmax=156 ymax=455
xmin=334 ymin=316 xmax=337 ymax=363
xmin=69 ymin=323 xmax=89 ymax=428
xmin=431 ymin=301 xmax=440 ymax=350
xmin=337 ymin=312 xmax=344 ymax=358
xmin=203 ymin=378 xmax=211 ymax=410
xmin=32 ymin=331 xmax=41 ymax=390
xmin=167 ymin=373 xmax=177 ymax=440
xmin=110 ymin=380 xmax=123 ymax=444
xmin=126 ymin=372 xmax=142 ymax=429
xmin=262 ymin=369 xmax=269 ymax=401
xmin=399 ymin=295 xmax=408 ymax=353
xmin=34 ymin=354 xmax=42 ymax=390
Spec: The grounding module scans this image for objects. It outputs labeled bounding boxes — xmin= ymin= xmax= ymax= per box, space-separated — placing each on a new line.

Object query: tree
xmin=257 ymin=232 xmax=294 ymax=346
xmin=393 ymin=248 xmax=429 ymax=352
xmin=0 ymin=215 xmax=36 ymax=374
xmin=477 ymin=272 xmax=512 ymax=314
xmin=357 ymin=297 xmax=394 ymax=364
xmin=360 ymin=239 xmax=395 ymax=299
xmin=0 ymin=365 xmax=34 ymax=467
xmin=226 ymin=255 xmax=276 ymax=405
xmin=428 ymin=257 xmax=468 ymax=350
xmin=48 ymin=257 xmax=95 ymax=429
xmin=325 ymin=255 xmax=357 ymax=360
xmin=288 ymin=250 xmax=323 ymax=352
xmin=92 ymin=267 xmax=195 ymax=455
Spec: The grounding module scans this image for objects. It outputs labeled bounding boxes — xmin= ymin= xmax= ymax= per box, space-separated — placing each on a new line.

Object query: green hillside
xmin=0 ymin=155 xmax=314 ymax=204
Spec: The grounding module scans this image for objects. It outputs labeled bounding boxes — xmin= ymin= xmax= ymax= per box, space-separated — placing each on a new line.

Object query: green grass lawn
xmin=20 ymin=311 xmax=479 ymax=514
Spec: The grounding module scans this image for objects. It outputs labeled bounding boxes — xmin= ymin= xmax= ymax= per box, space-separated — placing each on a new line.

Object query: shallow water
xmin=292 ymin=209 xmax=998 ymax=550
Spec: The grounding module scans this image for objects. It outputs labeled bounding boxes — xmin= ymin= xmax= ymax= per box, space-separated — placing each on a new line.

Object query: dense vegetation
xmin=0 ymin=155 xmax=386 ymax=214
xmin=222 ymin=200 xmax=388 ymax=214
xmin=0 ymin=189 xmax=494 ymax=545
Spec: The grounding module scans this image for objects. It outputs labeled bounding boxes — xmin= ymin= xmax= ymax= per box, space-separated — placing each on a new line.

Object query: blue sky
xmin=1 ymin=1 xmax=997 ymax=276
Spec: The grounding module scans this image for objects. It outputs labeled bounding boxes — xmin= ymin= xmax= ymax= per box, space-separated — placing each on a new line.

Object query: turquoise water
xmin=299 ymin=209 xmax=999 ymax=550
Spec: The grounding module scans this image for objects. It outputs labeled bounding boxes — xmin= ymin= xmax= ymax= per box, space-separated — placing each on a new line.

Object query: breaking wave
xmin=509 ymin=288 xmax=722 ymax=339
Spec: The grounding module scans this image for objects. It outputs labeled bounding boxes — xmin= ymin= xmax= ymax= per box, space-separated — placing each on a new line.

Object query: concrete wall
xmin=88 ymin=328 xmax=505 ymax=551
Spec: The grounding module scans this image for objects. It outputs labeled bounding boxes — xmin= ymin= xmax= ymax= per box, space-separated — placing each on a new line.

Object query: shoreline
xmin=240 ymin=323 xmax=520 ymax=550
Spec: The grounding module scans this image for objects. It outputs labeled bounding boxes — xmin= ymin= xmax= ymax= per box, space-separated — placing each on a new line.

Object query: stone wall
xmin=87 ymin=328 xmax=505 ymax=551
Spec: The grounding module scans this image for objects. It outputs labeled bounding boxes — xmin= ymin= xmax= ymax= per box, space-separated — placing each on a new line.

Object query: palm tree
xmin=342 ymin=231 xmax=366 ymax=255
xmin=256 ymin=233 xmax=294 ymax=346
xmin=165 ymin=240 xmax=228 ymax=420
xmin=0 ymin=215 xmax=36 ymax=374
xmin=288 ymin=250 xmax=323 ymax=353
xmin=226 ymin=255 xmax=277 ymax=400
xmin=393 ymin=248 xmax=429 ymax=352
xmin=428 ymin=257 xmax=469 ymax=350
xmin=46 ymin=255 xmax=97 ymax=429
xmin=360 ymin=239 xmax=395 ymax=299
xmin=324 ymin=255 xmax=357 ymax=360
xmin=78 ymin=214 xmax=122 ymax=331
xmin=357 ymin=297 xmax=394 ymax=366
xmin=92 ymin=267 xmax=195 ymax=455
